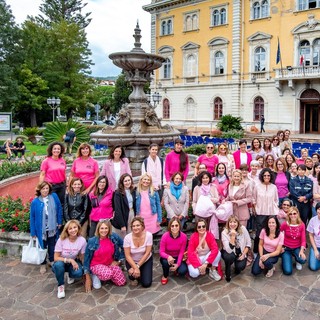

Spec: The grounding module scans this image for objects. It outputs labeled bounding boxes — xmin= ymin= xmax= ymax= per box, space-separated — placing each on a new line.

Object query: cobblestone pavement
xmin=0 ymin=255 xmax=319 ymax=320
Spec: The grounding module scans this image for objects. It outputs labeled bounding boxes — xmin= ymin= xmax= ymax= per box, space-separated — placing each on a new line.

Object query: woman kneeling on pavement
xmin=187 ymin=219 xmax=221 ymax=281
xmin=159 ymin=217 xmax=188 ymax=285
xmin=84 ymin=219 xmax=126 ymax=292
xmin=307 ymin=202 xmax=320 ymax=271
xmin=52 ymin=220 xmax=87 ymax=299
xmin=124 ymin=217 xmax=153 ymax=287
xmin=221 ymin=215 xmax=251 ymax=282
xmin=251 ymin=216 xmax=284 ymax=278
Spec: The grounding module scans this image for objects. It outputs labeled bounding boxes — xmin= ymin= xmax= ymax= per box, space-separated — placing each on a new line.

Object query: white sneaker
xmin=296 ymin=262 xmax=302 ymax=271
xmin=209 ymin=268 xmax=221 ymax=281
xmin=66 ymin=273 xmax=75 ymax=285
xmin=91 ymin=274 xmax=101 ymax=289
xmin=57 ymin=285 xmax=65 ymax=299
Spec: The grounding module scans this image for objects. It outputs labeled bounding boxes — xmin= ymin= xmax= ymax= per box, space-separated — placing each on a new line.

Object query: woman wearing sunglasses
xmin=194 ymin=143 xmax=219 ymax=176
xmin=307 ymin=202 xmax=320 ymax=271
xmin=216 ymin=143 xmax=235 ymax=177
xmin=280 ymin=207 xmax=306 ymax=275
xmin=271 ymin=135 xmax=281 ymax=159
xmin=277 ymin=198 xmax=292 ymax=225
xmin=159 ymin=217 xmax=188 ymax=285
xmin=187 ymin=219 xmax=221 ymax=281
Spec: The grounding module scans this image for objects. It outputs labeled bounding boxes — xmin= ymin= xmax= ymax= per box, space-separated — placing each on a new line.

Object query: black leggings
xmin=126 ymin=256 xmax=153 ymax=288
xmin=221 ymin=250 xmax=247 ymax=280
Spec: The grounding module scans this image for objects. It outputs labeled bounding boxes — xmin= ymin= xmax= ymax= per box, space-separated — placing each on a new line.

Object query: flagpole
xmin=279 ymin=37 xmax=284 ymax=77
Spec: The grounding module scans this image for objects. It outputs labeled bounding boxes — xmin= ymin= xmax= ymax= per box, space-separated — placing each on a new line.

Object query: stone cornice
xmin=143 ymin=0 xmax=207 ymax=13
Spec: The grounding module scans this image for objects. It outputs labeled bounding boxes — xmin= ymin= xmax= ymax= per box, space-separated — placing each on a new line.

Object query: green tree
xmin=37 ymin=0 xmax=91 ymax=28
xmin=112 ymin=74 xmax=132 ymax=114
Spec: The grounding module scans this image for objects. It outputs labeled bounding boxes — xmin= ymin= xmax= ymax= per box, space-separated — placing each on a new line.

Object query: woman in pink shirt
xmin=273 ymin=158 xmax=290 ymax=204
xmin=40 ymin=141 xmax=66 ymax=205
xmin=69 ymin=143 xmax=99 ymax=194
xmin=251 ymin=216 xmax=284 ymax=278
xmin=280 ymin=207 xmax=306 ymax=275
xmin=194 ymin=143 xmax=219 ymax=176
xmin=100 ymin=145 xmax=132 ymax=191
xmin=88 ymin=176 xmax=113 ymax=237
xmin=159 ymin=217 xmax=188 ymax=285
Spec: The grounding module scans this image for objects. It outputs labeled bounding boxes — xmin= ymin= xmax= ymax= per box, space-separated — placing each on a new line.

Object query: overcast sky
xmin=6 ymin=0 xmax=151 ymax=77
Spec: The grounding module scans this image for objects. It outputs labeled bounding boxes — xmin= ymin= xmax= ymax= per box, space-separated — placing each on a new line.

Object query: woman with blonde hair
xmin=216 ymin=142 xmax=235 ymax=177
xmin=221 ymin=215 xmax=251 ymax=282
xmin=52 ymin=220 xmax=86 ymax=298
xmin=280 ymin=207 xmax=306 ymax=275
xmin=136 ymin=173 xmax=162 ymax=234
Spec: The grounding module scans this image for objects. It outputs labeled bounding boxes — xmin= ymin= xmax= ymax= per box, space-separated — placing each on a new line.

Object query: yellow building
xmin=143 ymin=0 xmax=320 ymax=134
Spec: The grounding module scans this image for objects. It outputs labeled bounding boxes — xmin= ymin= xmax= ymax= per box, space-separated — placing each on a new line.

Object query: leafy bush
xmin=217 ymin=114 xmax=243 ymax=132
xmin=0 ymin=159 xmax=42 ymax=181
xmin=43 ymin=119 xmax=90 ymax=149
xmin=184 ymin=144 xmax=207 ymax=156
xmin=23 ymin=127 xmax=40 ymax=137
xmin=221 ymin=129 xmax=244 ymax=139
xmin=0 ymin=196 xmax=31 ymax=232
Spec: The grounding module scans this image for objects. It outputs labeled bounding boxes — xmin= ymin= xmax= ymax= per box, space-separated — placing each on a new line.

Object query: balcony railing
xmin=275 ymin=66 xmax=320 ymax=79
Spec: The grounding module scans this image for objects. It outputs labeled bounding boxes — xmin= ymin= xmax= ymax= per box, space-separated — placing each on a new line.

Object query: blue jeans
xmin=160 ymin=257 xmax=188 ymax=278
xmin=52 ymin=260 xmax=84 ymax=286
xmin=251 ymin=249 xmax=280 ymax=276
xmin=281 ymin=247 xmax=306 ymax=275
xmin=308 ymin=246 xmax=320 ymax=271
xmin=312 ymin=206 xmax=317 ymax=217
xmin=41 ymin=235 xmax=56 ymax=265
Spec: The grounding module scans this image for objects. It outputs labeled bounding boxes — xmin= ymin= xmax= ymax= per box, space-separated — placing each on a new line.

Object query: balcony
xmin=275 ymin=66 xmax=320 ymax=80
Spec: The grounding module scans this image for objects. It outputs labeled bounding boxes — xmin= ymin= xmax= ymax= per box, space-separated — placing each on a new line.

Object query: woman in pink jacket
xmin=100 ymin=145 xmax=132 ymax=191
xmin=88 ymin=176 xmax=113 ymax=237
xmin=187 ymin=219 xmax=221 ymax=281
xmin=233 ymin=139 xmax=252 ymax=170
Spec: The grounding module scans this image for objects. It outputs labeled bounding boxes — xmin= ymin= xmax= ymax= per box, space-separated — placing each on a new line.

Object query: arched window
xmin=214 ymin=51 xmax=224 ymax=74
xmin=186 ymin=16 xmax=192 ymax=31
xmin=163 ymin=58 xmax=171 ymax=79
xmin=253 ymin=96 xmax=264 ymax=121
xmin=214 ymin=97 xmax=223 ymax=120
xmin=253 ymin=2 xmax=260 ymax=19
xmin=313 ymin=38 xmax=320 ymax=65
xmin=254 ymin=47 xmax=266 ymax=71
xmin=192 ymin=14 xmax=198 ymax=30
xmin=213 ymin=10 xmax=219 ymax=26
xmin=299 ymin=40 xmax=311 ymax=66
xmin=186 ymin=97 xmax=196 ymax=119
xmin=186 ymin=54 xmax=196 ymax=77
xmin=261 ymin=0 xmax=269 ymax=17
xmin=220 ymin=8 xmax=226 ymax=24
xmin=163 ymin=99 xmax=170 ymax=119
xmin=167 ymin=20 xmax=172 ymax=35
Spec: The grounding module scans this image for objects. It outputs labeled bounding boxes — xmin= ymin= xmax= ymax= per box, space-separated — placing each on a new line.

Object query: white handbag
xmin=21 ymin=238 xmax=47 ymax=265
xmin=195 ymin=195 xmax=216 ymax=218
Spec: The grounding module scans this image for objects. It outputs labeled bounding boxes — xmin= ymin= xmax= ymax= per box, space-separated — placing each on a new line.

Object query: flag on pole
xmin=300 ymin=54 xmax=304 ymax=66
xmin=276 ymin=37 xmax=281 ymax=64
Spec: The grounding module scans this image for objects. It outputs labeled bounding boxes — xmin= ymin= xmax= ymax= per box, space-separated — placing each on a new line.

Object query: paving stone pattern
xmin=0 ymin=256 xmax=319 ymax=319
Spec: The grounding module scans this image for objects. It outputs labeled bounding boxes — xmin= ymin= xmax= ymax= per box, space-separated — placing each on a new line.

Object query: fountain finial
xmin=131 ymin=21 xmax=145 ymax=53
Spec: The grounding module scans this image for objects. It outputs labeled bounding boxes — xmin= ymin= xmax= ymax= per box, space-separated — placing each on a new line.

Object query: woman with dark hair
xmin=194 ymin=143 xmax=219 ymax=176
xmin=69 ymin=143 xmax=99 ymax=195
xmin=159 ymin=217 xmax=188 ymax=285
xmin=124 ymin=217 xmax=153 ymax=287
xmin=284 ymin=153 xmax=296 ymax=169
xmin=112 ymin=173 xmax=136 ymax=238
xmin=251 ymin=216 xmax=284 ymax=277
xmin=84 ymin=219 xmax=126 ymax=292
xmin=30 ymin=181 xmax=63 ymax=274
xmin=307 ymin=202 xmax=320 ymax=271
xmin=273 ymin=158 xmax=290 ymax=204
xmin=289 ymin=162 xmax=298 ymax=178
xmin=187 ymin=218 xmax=221 ymax=281
xmin=271 ymin=135 xmax=281 ymax=159
xmin=52 ymin=220 xmax=86 ymax=298
xmin=221 ymin=215 xmax=251 ymax=282
xmin=233 ymin=139 xmax=252 ymax=170
xmin=263 ymin=138 xmax=276 ymax=158
xmin=39 ymin=141 xmax=66 ymax=205
xmin=100 ymin=145 xmax=132 ymax=191
xmin=163 ymin=172 xmax=189 ymax=227
xmin=249 ymin=138 xmax=265 ymax=161
xmin=264 ymin=154 xmax=275 ymax=171
xmin=212 ymin=163 xmax=230 ymax=205
xmin=312 ymin=169 xmax=320 ymax=217
xmin=311 ymin=153 xmax=320 ymax=164
xmin=64 ymin=177 xmax=89 ymax=237
xmin=88 ymin=176 xmax=113 ymax=237
xmin=280 ymin=207 xmax=306 ymax=275
xmin=165 ymin=138 xmax=189 ymax=182
xmin=277 ymin=198 xmax=292 ymax=224
xmin=289 ymin=164 xmax=313 ymax=225
xmin=252 ymin=168 xmax=279 ymax=254
xmin=310 ymin=162 xmax=320 ymax=183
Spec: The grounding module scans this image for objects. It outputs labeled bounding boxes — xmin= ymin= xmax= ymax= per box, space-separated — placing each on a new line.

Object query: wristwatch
xmin=136 ymin=263 xmax=140 ymax=269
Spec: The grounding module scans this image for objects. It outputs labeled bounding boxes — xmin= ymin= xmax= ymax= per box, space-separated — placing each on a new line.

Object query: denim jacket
xmin=136 ymin=190 xmax=162 ymax=223
xmin=83 ymin=233 xmax=124 ymax=274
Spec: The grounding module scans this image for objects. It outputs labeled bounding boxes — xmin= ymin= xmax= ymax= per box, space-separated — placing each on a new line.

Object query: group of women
xmin=29 ymin=134 xmax=320 ymax=298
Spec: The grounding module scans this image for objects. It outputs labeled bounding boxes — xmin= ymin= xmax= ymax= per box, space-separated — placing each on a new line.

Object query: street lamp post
xmin=147 ymin=92 xmax=162 ymax=108
xmin=47 ymin=97 xmax=61 ymax=122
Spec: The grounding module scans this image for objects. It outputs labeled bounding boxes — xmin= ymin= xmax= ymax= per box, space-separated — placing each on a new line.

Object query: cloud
xmin=6 ymin=0 xmax=151 ymax=77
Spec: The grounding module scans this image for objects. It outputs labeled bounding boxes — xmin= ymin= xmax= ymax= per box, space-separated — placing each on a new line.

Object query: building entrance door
xmin=305 ymin=104 xmax=320 ymax=133
xmin=299 ymin=89 xmax=320 ymax=133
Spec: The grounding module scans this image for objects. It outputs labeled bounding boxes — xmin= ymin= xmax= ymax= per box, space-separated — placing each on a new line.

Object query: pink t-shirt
xmin=54 ymin=236 xmax=87 ymax=259
xmin=280 ymin=222 xmax=306 ymax=249
xmin=90 ymin=237 xmax=114 ymax=267
xmin=275 ymin=172 xmax=289 ymax=198
xmin=123 ymin=231 xmax=153 ymax=263
xmin=197 ymin=154 xmax=219 ymax=175
xmin=41 ymin=157 xmax=66 ymax=184
xmin=71 ymin=157 xmax=99 ymax=189
xmin=259 ymin=228 xmax=284 ymax=253
xmin=307 ymin=216 xmax=320 ymax=247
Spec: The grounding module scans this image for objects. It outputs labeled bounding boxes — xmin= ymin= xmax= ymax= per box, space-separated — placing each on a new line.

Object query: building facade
xmin=143 ymin=0 xmax=320 ymax=133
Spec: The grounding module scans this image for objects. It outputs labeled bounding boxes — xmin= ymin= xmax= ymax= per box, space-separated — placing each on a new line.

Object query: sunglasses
xmin=282 ymin=204 xmax=290 ymax=207
xmin=206 ymin=146 xmax=214 ymax=149
xmin=220 ymin=147 xmax=226 ymax=150
xmin=171 ymin=224 xmax=179 ymax=228
xmin=289 ymin=212 xmax=297 ymax=216
xmin=263 ymin=174 xmax=271 ymax=177
xmin=197 ymin=225 xmax=206 ymax=229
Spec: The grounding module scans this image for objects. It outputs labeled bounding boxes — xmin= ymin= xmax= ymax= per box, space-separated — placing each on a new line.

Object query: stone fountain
xmin=90 ymin=23 xmax=179 ymax=171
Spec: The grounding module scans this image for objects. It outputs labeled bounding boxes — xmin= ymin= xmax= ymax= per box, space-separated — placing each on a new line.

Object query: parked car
xmin=104 ymin=119 xmax=115 ymax=125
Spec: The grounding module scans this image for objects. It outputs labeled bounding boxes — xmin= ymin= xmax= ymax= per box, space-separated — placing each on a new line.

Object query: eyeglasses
xmin=197 ymin=225 xmax=206 ymax=229
xmin=289 ymin=212 xmax=297 ymax=216
xmin=171 ymin=224 xmax=179 ymax=228
xmin=263 ymin=174 xmax=271 ymax=177
xmin=220 ymin=147 xmax=226 ymax=150
xmin=277 ymin=163 xmax=284 ymax=166
xmin=206 ymin=147 xmax=214 ymax=149
xmin=273 ymin=139 xmax=279 ymax=141
xmin=282 ymin=204 xmax=290 ymax=207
